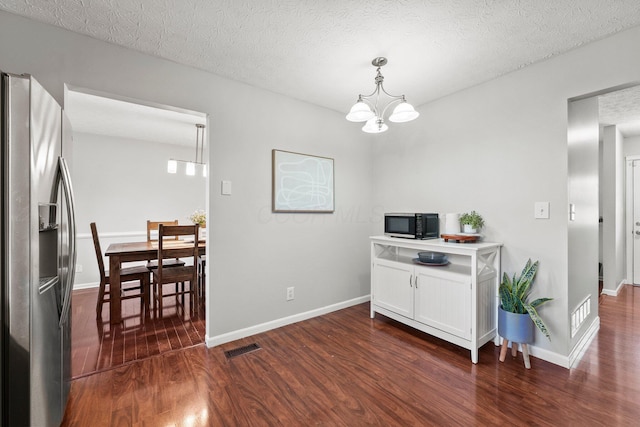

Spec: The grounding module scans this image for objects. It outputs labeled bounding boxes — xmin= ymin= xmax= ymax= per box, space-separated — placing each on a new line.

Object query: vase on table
xmin=198 ymin=224 xmax=206 ymax=241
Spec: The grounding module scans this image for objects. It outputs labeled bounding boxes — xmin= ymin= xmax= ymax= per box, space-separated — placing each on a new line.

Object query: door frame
xmin=625 ymin=155 xmax=640 ymax=285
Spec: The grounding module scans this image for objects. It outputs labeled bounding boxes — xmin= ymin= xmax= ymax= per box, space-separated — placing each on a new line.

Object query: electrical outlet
xmin=76 ymin=264 xmax=83 ymax=273
xmin=286 ymin=286 xmax=294 ymax=301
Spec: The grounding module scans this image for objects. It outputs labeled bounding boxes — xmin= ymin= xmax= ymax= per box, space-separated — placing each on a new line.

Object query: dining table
xmin=105 ymin=240 xmax=206 ymax=324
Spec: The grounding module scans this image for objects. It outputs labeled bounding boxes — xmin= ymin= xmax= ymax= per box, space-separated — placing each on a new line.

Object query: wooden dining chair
xmin=91 ymin=222 xmax=150 ymax=319
xmin=146 ymin=220 xmax=185 ymax=269
xmin=151 ymin=224 xmax=200 ymax=314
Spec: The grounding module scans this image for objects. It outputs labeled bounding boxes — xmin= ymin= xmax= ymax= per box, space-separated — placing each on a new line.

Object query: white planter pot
xmin=462 ymin=224 xmax=477 ymax=234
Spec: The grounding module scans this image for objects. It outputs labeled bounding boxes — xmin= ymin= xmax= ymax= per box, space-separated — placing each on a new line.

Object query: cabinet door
xmin=372 ymin=260 xmax=414 ymax=319
xmin=414 ymin=267 xmax=471 ymax=339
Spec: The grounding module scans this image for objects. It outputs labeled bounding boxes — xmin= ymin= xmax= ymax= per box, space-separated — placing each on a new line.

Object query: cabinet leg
xmin=522 ymin=344 xmax=531 ymax=369
xmin=499 ymin=339 xmax=509 ymax=362
xmin=471 ymin=348 xmax=478 ymax=364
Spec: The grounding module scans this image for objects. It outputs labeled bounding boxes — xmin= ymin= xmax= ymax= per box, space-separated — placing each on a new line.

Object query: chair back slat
xmin=90 ymin=222 xmax=106 ymax=281
xmin=157 ymin=224 xmax=199 ymax=272
xmin=159 ymin=225 xmax=198 ymax=237
xmin=147 ymin=220 xmax=179 ymax=242
xmin=159 ymin=247 xmax=197 ymax=259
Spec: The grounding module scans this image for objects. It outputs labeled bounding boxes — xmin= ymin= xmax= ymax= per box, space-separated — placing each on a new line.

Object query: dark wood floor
xmin=62 ymin=286 xmax=640 ymax=426
xmin=71 ymin=286 xmax=206 ymax=378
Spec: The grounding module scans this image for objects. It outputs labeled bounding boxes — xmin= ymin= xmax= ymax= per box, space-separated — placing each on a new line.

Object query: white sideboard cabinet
xmin=370 ymin=236 xmax=502 ymax=363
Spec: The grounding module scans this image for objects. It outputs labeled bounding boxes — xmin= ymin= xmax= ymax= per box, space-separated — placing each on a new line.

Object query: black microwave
xmin=384 ymin=213 xmax=439 ymax=239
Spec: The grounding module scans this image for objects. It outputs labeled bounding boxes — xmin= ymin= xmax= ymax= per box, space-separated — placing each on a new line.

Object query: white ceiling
xmin=65 ymin=89 xmax=205 ymax=146
xmin=3 ymin=0 xmax=640 ymax=137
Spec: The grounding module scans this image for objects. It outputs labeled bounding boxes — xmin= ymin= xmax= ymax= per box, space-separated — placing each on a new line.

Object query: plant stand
xmin=499 ymin=340 xmax=531 ymax=369
xmin=497 ymin=306 xmax=534 ymax=369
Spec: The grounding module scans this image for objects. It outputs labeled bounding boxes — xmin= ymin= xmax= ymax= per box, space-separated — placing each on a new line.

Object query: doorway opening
xmin=598 ymin=84 xmax=640 ymax=294
xmin=63 ymin=86 xmax=210 ymax=377
xmin=569 ymin=83 xmax=640 ymax=301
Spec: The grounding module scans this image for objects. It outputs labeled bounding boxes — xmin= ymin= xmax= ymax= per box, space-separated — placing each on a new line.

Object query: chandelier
xmin=346 ymin=57 xmax=419 ymax=133
xmin=167 ymin=123 xmax=207 ymax=177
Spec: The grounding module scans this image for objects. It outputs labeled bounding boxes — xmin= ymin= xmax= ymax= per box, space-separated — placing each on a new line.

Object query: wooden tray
xmin=440 ymin=234 xmax=479 ymax=243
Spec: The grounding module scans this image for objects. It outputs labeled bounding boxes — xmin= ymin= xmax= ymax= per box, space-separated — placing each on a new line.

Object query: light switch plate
xmin=221 ymin=180 xmax=232 ymax=195
xmin=535 ymin=201 xmax=550 ymax=219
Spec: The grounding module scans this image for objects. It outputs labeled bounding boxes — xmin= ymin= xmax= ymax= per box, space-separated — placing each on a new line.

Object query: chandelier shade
xmin=346 ymin=57 xmax=419 ymax=133
xmin=167 ymin=123 xmax=207 ymax=177
xmin=346 ymin=100 xmax=375 ymax=122
xmin=167 ymin=159 xmax=178 ymax=174
xmin=389 ymin=102 xmax=420 ymax=123
xmin=362 ymin=118 xmax=388 ymax=134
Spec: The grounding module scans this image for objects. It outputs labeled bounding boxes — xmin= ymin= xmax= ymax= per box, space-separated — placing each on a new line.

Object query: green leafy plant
xmin=459 ymin=210 xmax=484 ymax=230
xmin=499 ymin=259 xmax=553 ymax=339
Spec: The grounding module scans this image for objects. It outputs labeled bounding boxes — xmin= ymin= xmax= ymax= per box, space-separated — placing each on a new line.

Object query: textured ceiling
xmin=599 ymin=85 xmax=640 ymax=137
xmin=2 ymin=0 xmax=640 ymax=115
xmin=3 ymin=0 xmax=640 ymax=138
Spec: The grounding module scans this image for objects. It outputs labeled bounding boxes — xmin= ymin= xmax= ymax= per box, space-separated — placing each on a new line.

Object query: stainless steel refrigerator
xmin=1 ymin=72 xmax=77 ymax=426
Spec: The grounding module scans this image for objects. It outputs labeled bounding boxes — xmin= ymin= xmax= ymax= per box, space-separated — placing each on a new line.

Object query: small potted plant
xmin=459 ymin=210 xmax=484 ymax=233
xmin=498 ymin=259 xmax=552 ymax=368
xmin=189 ymin=209 xmax=206 ymax=240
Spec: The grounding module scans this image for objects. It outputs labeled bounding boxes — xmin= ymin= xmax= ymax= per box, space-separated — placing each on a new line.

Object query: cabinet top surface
xmin=370 ymin=235 xmax=502 ymax=252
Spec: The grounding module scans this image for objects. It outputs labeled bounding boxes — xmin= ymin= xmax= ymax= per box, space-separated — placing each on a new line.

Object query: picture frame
xmin=272 ymin=149 xmax=334 ymax=213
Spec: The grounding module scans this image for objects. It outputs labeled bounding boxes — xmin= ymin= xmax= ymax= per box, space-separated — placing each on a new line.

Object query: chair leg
xmin=194 ymin=279 xmax=200 ymax=308
xmin=142 ymin=274 xmax=150 ymax=317
xmin=189 ymin=280 xmax=197 ymax=313
xmin=96 ymin=280 xmax=106 ymax=318
xmin=157 ymin=280 xmax=163 ymax=315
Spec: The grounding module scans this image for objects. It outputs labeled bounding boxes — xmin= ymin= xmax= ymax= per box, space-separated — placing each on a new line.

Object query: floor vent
xmin=571 ymin=296 xmax=591 ymax=338
xmin=224 ymin=343 xmax=261 ymax=359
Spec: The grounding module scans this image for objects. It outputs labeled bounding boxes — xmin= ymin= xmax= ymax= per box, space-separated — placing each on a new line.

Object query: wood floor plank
xmin=64 ymin=286 xmax=640 ymax=426
xmin=71 ymin=286 xmax=206 ymax=378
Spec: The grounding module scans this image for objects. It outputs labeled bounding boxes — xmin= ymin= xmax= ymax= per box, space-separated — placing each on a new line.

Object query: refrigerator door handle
xmin=54 ymin=156 xmax=77 ymax=326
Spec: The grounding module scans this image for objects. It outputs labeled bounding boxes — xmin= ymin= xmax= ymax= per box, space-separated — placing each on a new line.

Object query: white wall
xmin=372 ymin=25 xmax=640 ymax=364
xmin=6 ymin=10 xmax=640 ymax=366
xmin=601 ymin=126 xmax=626 ymax=293
xmin=72 ymin=132 xmax=206 ymax=287
xmin=567 ymin=96 xmax=599 ymax=356
xmin=624 ymin=135 xmax=640 ymax=285
xmin=624 ymin=135 xmax=640 ymax=156
xmin=0 ymin=11 xmax=373 ymax=343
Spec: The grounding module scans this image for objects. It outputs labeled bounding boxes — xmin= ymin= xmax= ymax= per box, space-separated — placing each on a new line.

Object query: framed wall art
xmin=272 ymin=149 xmax=334 ymax=213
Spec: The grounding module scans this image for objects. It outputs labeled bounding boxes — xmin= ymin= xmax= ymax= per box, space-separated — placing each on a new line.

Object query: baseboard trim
xmin=205 ymin=295 xmax=371 ymax=348
xmin=510 ymin=315 xmax=599 ymax=369
xmin=568 ymin=315 xmax=600 ymax=368
xmin=73 ymin=282 xmax=99 ymax=290
xmin=495 ymin=314 xmax=597 ymax=370
xmin=601 ymin=280 xmax=626 ymax=296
